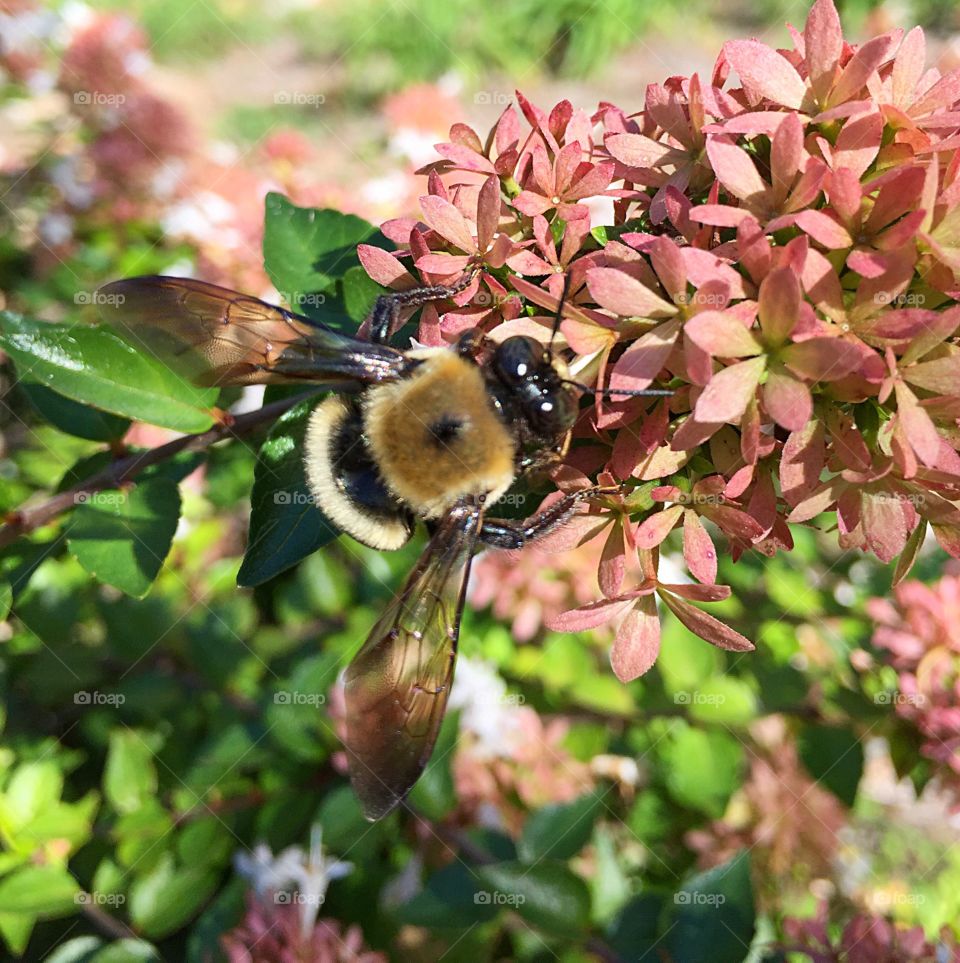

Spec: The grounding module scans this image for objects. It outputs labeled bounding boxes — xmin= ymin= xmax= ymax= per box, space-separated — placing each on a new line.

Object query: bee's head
xmin=491 ymin=336 xmax=579 ymax=440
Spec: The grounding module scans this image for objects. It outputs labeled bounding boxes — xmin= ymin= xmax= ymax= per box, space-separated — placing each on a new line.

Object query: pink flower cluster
xmin=868 ymin=573 xmax=960 ymax=782
xmin=363 ymin=0 xmax=960 ymax=677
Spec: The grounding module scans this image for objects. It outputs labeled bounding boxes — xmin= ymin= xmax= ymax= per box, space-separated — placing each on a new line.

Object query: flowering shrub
xmin=363 ymin=0 xmax=960 ymax=680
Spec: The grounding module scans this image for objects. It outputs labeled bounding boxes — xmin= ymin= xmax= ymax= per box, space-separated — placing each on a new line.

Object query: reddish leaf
xmin=610 ymin=595 xmax=661 ymax=682
xmin=683 ymin=510 xmax=718 ymax=584
xmin=610 ymin=318 xmax=682 ymax=392
xmin=599 ymin=522 xmax=627 ymax=598
xmin=781 ymin=337 xmax=861 ymax=381
xmin=895 ymin=381 xmax=942 ymax=467
xmin=684 ymin=311 xmax=763 ymax=357
xmin=695 ymin=356 xmax=766 ymax=423
xmin=705 ymin=137 xmax=768 ymax=205
xmin=724 ymin=40 xmax=807 ymax=109
xmin=546 ymin=594 xmax=643 ymax=633
xmin=636 ymin=504 xmax=684 ymax=549
xmin=659 ymin=591 xmax=756 ymax=651
xmin=419 ymin=194 xmax=476 ymax=251
xmin=762 ymin=367 xmax=812 ymax=431
xmin=587 ymin=267 xmax=678 ymax=319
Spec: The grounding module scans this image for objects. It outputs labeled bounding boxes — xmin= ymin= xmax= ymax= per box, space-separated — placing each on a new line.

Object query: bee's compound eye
xmin=494 ymin=336 xmax=543 ymax=385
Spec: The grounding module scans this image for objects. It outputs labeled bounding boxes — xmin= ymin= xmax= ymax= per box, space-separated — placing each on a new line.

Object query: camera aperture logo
xmin=474 ymin=890 xmax=526 ymax=906
xmin=274 ymin=690 xmax=326 ymax=707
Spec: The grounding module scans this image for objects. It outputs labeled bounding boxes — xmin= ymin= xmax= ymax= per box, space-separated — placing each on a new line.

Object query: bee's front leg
xmin=368 ymin=268 xmax=480 ymax=344
xmin=479 ymin=486 xmax=607 ymax=550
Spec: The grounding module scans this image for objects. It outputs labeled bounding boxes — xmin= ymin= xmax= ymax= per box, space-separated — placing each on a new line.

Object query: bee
xmin=98 ymin=269 xmax=668 ymax=820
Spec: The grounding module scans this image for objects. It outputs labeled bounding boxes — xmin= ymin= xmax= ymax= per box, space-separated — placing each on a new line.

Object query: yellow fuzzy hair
xmin=362 ymin=351 xmax=516 ymax=518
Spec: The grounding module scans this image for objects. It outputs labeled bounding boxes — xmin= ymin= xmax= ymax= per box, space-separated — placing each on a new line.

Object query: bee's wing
xmin=344 ymin=499 xmax=482 ymax=820
xmin=97 ymin=275 xmax=409 ymax=388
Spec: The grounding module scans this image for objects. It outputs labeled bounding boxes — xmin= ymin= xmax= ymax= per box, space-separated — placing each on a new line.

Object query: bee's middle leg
xmin=479 ymin=486 xmax=607 ymax=550
xmin=368 ymin=269 xmax=480 ymax=344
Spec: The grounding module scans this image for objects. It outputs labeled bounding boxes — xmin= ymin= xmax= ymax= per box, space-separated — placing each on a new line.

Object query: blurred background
xmin=3 ymin=0 xmax=960 ymax=961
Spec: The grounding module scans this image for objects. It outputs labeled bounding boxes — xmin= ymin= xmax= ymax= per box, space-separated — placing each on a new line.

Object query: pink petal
xmin=611 ymin=595 xmax=661 ymax=682
xmin=419 ymin=195 xmax=477 ymax=252
xmin=695 ymin=356 xmax=766 ymax=423
xmin=659 ymin=591 xmax=755 ymax=651
xmin=805 ymin=0 xmax=844 ymax=106
xmin=357 ymin=245 xmax=415 ymax=288
xmin=636 ymin=504 xmax=684 ymax=549
xmin=684 ymin=311 xmax=763 ymax=357
xmin=781 ymin=337 xmax=862 ymax=381
xmin=762 ymin=367 xmax=813 ymax=431
xmin=587 ymin=267 xmax=678 ymax=318
xmin=724 ymin=39 xmax=807 ymax=109
xmin=705 ymin=137 xmax=769 ymax=205
xmin=683 ymin=510 xmax=718 ymax=584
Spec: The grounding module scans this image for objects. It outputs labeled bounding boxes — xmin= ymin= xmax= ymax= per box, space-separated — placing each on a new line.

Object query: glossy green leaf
xmin=41 ymin=935 xmax=104 ymax=963
xmin=21 ymin=383 xmax=130 ymax=441
xmin=238 ymin=399 xmax=338 ymax=587
xmin=67 ymin=479 xmax=181 ymax=597
xmin=518 ymin=792 xmax=605 ymax=863
xmin=91 ymin=939 xmax=160 ymax=963
xmin=104 ymin=730 xmax=158 ymax=814
xmin=399 ymin=863 xmax=498 ymax=929
xmin=476 ymin=861 xmax=590 ymax=936
xmin=0 ymin=313 xmax=217 ymax=432
xmin=128 ymin=853 xmax=219 ymax=939
xmin=797 ymin=723 xmax=864 ymax=807
xmin=660 ymin=725 xmax=743 ymax=818
xmin=665 ymin=851 xmax=756 ymax=962
xmin=0 ymin=865 xmax=80 ymax=917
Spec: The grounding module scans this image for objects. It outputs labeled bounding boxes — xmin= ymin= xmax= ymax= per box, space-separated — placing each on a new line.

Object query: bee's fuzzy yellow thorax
xmin=362 ymin=351 xmax=516 ymax=518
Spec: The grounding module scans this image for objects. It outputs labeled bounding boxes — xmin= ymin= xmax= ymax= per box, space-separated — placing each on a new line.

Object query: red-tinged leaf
xmin=705 ymin=137 xmax=768 ymax=205
xmin=684 ymin=311 xmax=763 ymax=357
xmin=476 ymin=174 xmax=501 ymax=250
xmin=892 ymin=26 xmax=926 ymax=108
xmin=793 ymin=209 xmax=854 ymax=249
xmin=933 ymin=524 xmax=960 ymax=559
xmin=649 ymin=235 xmax=687 ymax=302
xmin=637 ymin=441 xmax=694 ymax=479
xmin=910 ymin=67 xmax=960 ymax=117
xmin=895 ymin=380 xmax=942 ymax=466
xmin=833 ymin=109 xmax=883 ymax=178
xmin=419 ymin=194 xmax=477 ymax=252
xmin=758 ymin=266 xmax=802 ymax=345
xmin=434 ymin=142 xmax=497 ymax=173
xmin=513 ymin=191 xmax=555 ymax=217
xmin=826 ymin=409 xmax=871 ymax=471
xmin=903 ymin=354 xmax=960 ymax=394
xmin=546 ymin=596 xmax=640 ymax=633
xmin=762 ymin=366 xmax=812 ymax=431
xmin=610 ymin=595 xmax=661 ymax=682
xmin=357 ymin=244 xmax=415 ymax=287
xmin=781 ymin=337 xmax=861 ymax=381
xmin=562 ymin=319 xmax=616 ymax=355
xmin=801 ymin=247 xmax=845 ymax=321
xmin=700 ymin=504 xmax=765 ymax=541
xmin=900 ymin=305 xmax=960 ymax=366
xmin=695 ymin=356 xmax=766 ymax=424
xmin=635 ymin=504 xmax=684 ymax=549
xmin=684 ymin=509 xmax=718 ymax=584
xmin=893 ymin=518 xmax=927 ymax=585
xmin=747 ymin=468 xmax=778 ymax=536
xmin=861 ymin=489 xmax=910 ymax=562
xmin=609 ymin=318 xmax=681 ymax=392
xmin=787 ymin=478 xmax=843 ymax=522
xmin=780 ymin=419 xmax=826 ymax=505
xmin=770 ymin=112 xmax=804 ymax=201
xmin=415 ymin=252 xmax=472 ymax=275
xmin=566 ymin=161 xmax=616 ymax=200
xmin=659 ymin=590 xmax=755 ymax=651
xmin=587 ymin=267 xmax=678 ymax=319
xmin=599 ymin=522 xmax=626 ymax=598
xmin=505 ymin=250 xmax=554 ymax=276
xmin=829 ymin=32 xmax=900 ymax=108
xmin=670 ymin=414 xmax=723 ymax=451
xmin=689 ymin=204 xmax=755 ymax=227
xmin=725 ymin=40 xmax=807 ymax=108
xmin=846 ymin=248 xmax=889 ymax=279
xmin=658 ymin=583 xmax=732 ymax=602
xmin=605 ymin=132 xmax=677 ymax=168
xmin=741 ymin=394 xmax=761 ymax=466
xmin=805 ymin=0 xmax=844 ymax=106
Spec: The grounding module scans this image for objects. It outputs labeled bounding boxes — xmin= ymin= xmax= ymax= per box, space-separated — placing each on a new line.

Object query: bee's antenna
xmin=562 ymin=379 xmax=673 ymax=399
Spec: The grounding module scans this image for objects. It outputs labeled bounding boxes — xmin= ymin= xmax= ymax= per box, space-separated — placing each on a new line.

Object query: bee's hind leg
xmin=368 ymin=267 xmax=480 ymax=344
xmin=479 ymin=486 xmax=607 ymax=550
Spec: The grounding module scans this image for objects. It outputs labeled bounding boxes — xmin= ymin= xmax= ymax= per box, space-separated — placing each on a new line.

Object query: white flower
xmin=234 ymin=825 xmax=353 ymax=936
xmin=448 ymin=657 xmax=523 ymax=759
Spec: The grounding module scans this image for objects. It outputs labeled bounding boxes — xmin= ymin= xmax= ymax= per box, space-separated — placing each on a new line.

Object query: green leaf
xmin=399 ymin=863 xmax=497 ymax=929
xmin=263 ymin=194 xmax=384 ymax=311
xmin=659 ymin=725 xmax=743 ymax=818
xmin=0 ymin=313 xmax=217 ymax=432
xmin=21 ymin=383 xmax=131 ymax=441
xmin=0 ymin=865 xmax=81 ymax=917
xmin=0 ymin=581 xmax=11 ymax=621
xmin=0 ymin=911 xmax=36 ymax=956
xmin=665 ymin=851 xmax=756 ymax=963
xmin=518 ymin=792 xmax=605 ymax=863
xmin=687 ymin=677 xmax=758 ymax=726
xmin=476 ymin=861 xmax=590 ymax=937
xmin=67 ymin=479 xmax=181 ymax=597
xmin=237 ymin=399 xmax=338 ymax=587
xmin=104 ymin=730 xmax=158 ymax=814
xmin=797 ymin=723 xmax=864 ymax=807
xmin=408 ymin=711 xmax=458 ymax=820
xmin=0 ymin=761 xmax=63 ymax=833
xmin=91 ymin=940 xmax=160 ymax=963
xmin=607 ymin=893 xmax=667 ymax=958
xmin=589 ymin=825 xmax=631 ymax=925
xmin=128 ymin=853 xmax=219 ymax=939
xmin=41 ymin=935 xmax=104 ymax=963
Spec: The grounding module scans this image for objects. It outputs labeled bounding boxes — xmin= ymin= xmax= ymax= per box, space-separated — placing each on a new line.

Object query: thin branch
xmin=0 ymin=388 xmax=326 ymax=550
